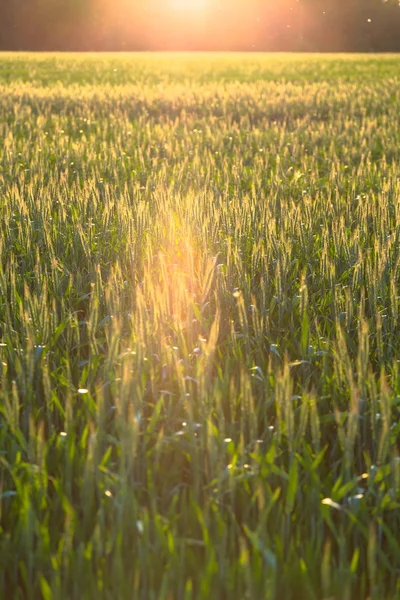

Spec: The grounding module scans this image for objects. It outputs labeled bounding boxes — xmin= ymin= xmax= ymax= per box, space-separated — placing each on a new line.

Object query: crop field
xmin=1 ymin=53 xmax=400 ymax=599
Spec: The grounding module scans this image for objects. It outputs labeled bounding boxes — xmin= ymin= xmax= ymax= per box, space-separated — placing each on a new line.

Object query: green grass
xmin=0 ymin=52 xmax=400 ymax=599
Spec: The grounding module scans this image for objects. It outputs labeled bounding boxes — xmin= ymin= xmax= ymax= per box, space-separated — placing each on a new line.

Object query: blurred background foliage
xmin=1 ymin=0 xmax=400 ymax=52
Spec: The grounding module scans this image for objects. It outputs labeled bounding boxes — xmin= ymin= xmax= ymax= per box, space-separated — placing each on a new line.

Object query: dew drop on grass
xmin=322 ymin=498 xmax=342 ymax=511
xmin=136 ymin=520 xmax=144 ymax=535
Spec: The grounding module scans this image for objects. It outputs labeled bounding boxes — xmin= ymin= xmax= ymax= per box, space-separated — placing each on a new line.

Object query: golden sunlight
xmin=170 ymin=0 xmax=207 ymax=10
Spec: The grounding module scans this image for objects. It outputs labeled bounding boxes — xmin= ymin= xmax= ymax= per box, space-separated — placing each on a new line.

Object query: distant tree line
xmin=1 ymin=0 xmax=400 ymax=52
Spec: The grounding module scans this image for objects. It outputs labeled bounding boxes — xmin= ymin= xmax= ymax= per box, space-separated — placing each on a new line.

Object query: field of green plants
xmin=1 ymin=53 xmax=400 ymax=599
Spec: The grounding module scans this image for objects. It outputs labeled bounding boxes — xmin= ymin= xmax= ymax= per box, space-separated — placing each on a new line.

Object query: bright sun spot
xmin=170 ymin=0 xmax=207 ymax=10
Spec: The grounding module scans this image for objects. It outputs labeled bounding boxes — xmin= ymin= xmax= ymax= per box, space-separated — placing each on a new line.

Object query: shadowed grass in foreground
xmin=0 ymin=53 xmax=400 ymax=599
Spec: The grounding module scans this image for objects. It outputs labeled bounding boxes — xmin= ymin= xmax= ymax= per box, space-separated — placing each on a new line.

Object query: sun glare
xmin=170 ymin=0 xmax=207 ymax=10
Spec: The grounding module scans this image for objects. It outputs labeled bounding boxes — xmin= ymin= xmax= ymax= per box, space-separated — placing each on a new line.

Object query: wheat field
xmin=1 ymin=53 xmax=400 ymax=599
